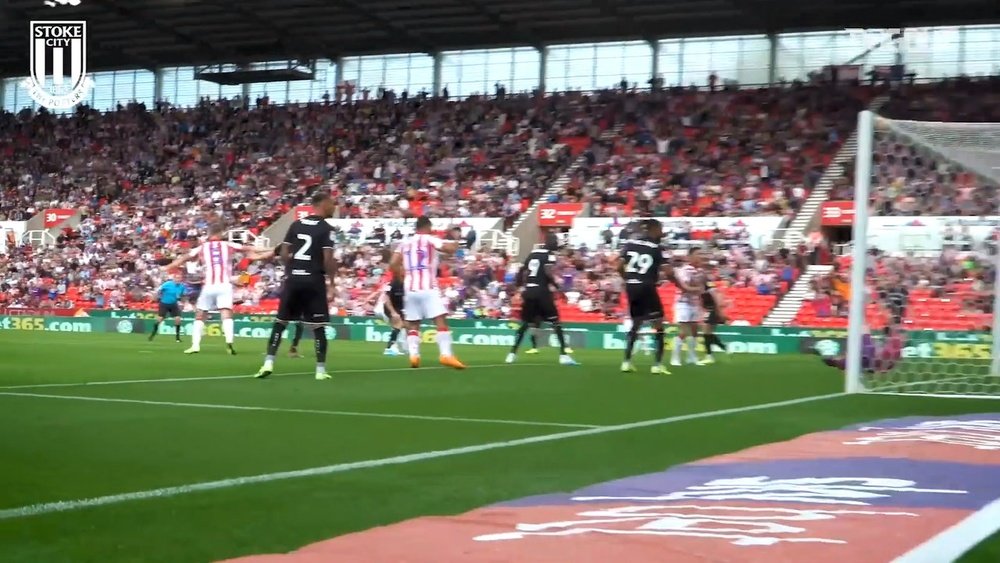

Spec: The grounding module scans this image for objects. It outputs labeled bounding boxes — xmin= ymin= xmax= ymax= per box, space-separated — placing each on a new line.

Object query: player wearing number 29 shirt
xmin=618 ymin=219 xmax=671 ymax=375
xmin=256 ymin=192 xmax=339 ymax=381
xmin=390 ymin=216 xmax=466 ymax=370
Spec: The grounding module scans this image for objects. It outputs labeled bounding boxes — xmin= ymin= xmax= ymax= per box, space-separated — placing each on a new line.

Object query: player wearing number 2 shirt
xmin=618 ymin=219 xmax=670 ymax=375
xmin=257 ymin=192 xmax=338 ymax=381
xmin=390 ymin=216 xmax=466 ymax=370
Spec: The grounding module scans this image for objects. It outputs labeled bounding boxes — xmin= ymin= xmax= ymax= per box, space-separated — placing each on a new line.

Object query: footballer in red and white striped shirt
xmin=165 ymin=222 xmax=269 ymax=356
xmin=389 ymin=216 xmax=465 ymax=370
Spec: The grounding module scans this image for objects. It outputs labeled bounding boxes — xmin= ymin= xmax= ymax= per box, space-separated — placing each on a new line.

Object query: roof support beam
xmin=90 ymin=0 xmax=235 ymax=62
xmin=328 ymin=0 xmax=437 ymax=53
xmin=723 ymin=0 xmax=775 ymax=30
xmin=208 ymin=0 xmax=340 ymax=61
xmin=589 ymin=0 xmax=651 ymax=38
xmin=461 ymin=0 xmax=545 ymax=49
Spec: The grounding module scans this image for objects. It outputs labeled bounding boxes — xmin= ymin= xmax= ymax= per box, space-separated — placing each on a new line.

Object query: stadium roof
xmin=2 ymin=0 xmax=998 ymax=76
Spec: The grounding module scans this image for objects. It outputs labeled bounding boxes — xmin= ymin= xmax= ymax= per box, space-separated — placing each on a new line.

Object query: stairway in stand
xmin=763 ymin=265 xmax=833 ymax=326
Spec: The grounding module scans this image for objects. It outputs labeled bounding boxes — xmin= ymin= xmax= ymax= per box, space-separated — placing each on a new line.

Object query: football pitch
xmin=1 ymin=332 xmax=999 ymax=563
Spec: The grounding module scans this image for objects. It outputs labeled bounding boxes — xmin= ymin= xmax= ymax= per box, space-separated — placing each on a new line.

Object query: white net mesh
xmin=850 ymin=115 xmax=1000 ymax=397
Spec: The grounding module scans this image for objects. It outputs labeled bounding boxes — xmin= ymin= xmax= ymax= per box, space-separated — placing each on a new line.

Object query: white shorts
xmin=197 ymin=283 xmax=234 ymax=311
xmin=403 ymin=289 xmax=447 ymax=322
xmin=674 ymin=302 xmax=700 ymax=324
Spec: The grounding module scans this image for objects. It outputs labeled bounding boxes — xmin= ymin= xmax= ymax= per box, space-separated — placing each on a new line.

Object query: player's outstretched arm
xmin=164 ymin=252 xmax=194 ymax=272
xmin=246 ymin=247 xmax=277 ymax=261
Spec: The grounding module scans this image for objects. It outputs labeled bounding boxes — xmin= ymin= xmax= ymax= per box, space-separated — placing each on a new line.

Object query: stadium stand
xmin=0 ymin=90 xmax=626 ymax=311
xmin=558 ymin=84 xmax=874 ymax=219
xmin=793 ymin=76 xmax=1000 ymax=329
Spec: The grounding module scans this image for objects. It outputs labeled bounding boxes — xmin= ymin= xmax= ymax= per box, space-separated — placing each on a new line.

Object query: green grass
xmin=0 ymin=332 xmax=998 ymax=562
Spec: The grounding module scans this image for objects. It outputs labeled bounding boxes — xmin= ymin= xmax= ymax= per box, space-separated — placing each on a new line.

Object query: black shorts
xmin=705 ymin=308 xmax=724 ymax=326
xmin=158 ymin=302 xmax=181 ymax=318
xmin=390 ymin=295 xmax=404 ymax=315
xmin=626 ymin=284 xmax=664 ymax=322
xmin=521 ymin=291 xmax=558 ymax=323
xmin=277 ymin=279 xmax=329 ymax=324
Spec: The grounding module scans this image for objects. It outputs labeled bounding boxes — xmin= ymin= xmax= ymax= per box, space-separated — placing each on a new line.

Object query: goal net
xmin=845 ymin=111 xmax=1000 ymax=398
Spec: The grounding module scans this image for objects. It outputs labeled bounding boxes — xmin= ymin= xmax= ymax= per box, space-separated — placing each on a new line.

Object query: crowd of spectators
xmin=0 ymin=89 xmax=621 ymax=310
xmin=4 ymin=76 xmax=998 ymax=328
xmin=553 ymin=81 xmax=875 ymax=221
xmin=827 ymin=75 xmax=1000 ymax=216
xmin=804 ymin=240 xmax=997 ymax=330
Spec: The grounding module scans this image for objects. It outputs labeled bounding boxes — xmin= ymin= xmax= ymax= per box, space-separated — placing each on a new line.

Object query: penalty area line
xmin=0 ymin=391 xmax=845 ymax=521
xmin=0 ymin=391 xmax=600 ymax=430
xmin=0 ymin=363 xmax=545 ymax=391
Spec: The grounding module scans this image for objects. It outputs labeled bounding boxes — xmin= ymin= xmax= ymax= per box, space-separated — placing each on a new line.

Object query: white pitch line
xmin=0 ymin=363 xmax=544 ymax=391
xmin=0 ymin=391 xmax=600 ymax=430
xmin=893 ymin=496 xmax=1000 ymax=563
xmin=0 ymin=391 xmax=845 ymax=521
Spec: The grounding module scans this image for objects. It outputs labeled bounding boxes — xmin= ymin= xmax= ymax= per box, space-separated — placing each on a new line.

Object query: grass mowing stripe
xmin=0 ymin=362 xmax=543 ymax=390
xmin=0 ymin=391 xmax=600 ymax=429
xmin=0 ymin=391 xmax=846 ymax=521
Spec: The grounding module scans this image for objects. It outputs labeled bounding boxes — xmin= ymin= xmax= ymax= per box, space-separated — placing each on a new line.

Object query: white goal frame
xmin=845 ymin=110 xmax=1000 ymax=397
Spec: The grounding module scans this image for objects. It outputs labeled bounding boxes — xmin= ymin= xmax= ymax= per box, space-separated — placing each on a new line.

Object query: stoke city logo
xmin=22 ymin=20 xmax=94 ymax=109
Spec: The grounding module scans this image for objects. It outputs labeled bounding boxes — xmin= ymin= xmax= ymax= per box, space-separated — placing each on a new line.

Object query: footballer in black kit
xmin=380 ymin=275 xmax=406 ymax=355
xmin=699 ymin=280 xmax=728 ymax=362
xmin=257 ymin=192 xmax=338 ymax=380
xmin=506 ymin=237 xmax=577 ymax=365
xmin=619 ymin=219 xmax=670 ymax=373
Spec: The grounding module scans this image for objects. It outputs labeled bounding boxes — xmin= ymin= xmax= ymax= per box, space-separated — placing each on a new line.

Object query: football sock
xmin=312 ymin=327 xmax=327 ymax=367
xmin=222 ymin=318 xmax=235 ymax=344
xmin=624 ymin=324 xmax=640 ymax=362
xmin=671 ymin=337 xmax=683 ymax=364
xmin=552 ymin=322 xmax=568 ymax=355
xmin=436 ymin=329 xmax=454 ymax=357
xmin=387 ymin=328 xmax=401 ymax=350
xmin=654 ymin=328 xmax=666 ymax=364
xmin=529 ymin=332 xmax=538 ymax=349
xmin=292 ymin=322 xmax=304 ymax=348
xmin=686 ymin=336 xmax=698 ymax=363
xmin=149 ymin=321 xmax=160 ymax=340
xmin=174 ymin=322 xmax=181 ymax=339
xmin=703 ymin=334 xmax=714 ymax=357
xmin=192 ymin=320 xmax=204 ymax=349
xmin=510 ymin=323 xmax=529 ymax=354
xmin=709 ymin=333 xmax=725 ymax=352
xmin=407 ymin=330 xmax=420 ymax=357
xmin=265 ymin=322 xmax=285 ymax=357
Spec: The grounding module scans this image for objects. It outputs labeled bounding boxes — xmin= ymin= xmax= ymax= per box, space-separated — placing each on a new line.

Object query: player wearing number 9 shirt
xmin=389 ymin=216 xmax=466 ymax=370
xmin=618 ymin=219 xmax=671 ymax=375
xmin=256 ymin=193 xmax=338 ymax=381
xmin=505 ymin=235 xmax=578 ymax=366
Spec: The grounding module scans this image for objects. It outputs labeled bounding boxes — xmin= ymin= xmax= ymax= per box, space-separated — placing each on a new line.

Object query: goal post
xmin=845 ymin=110 xmax=1000 ymax=398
